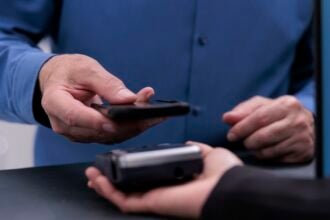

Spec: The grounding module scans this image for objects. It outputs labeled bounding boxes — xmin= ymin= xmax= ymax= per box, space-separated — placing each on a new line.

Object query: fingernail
xmin=227 ymin=132 xmax=238 ymax=142
xmin=102 ymin=123 xmax=114 ymax=132
xmin=223 ymin=111 xmax=231 ymax=116
xmin=223 ymin=112 xmax=230 ymax=119
xmin=147 ymin=90 xmax=154 ymax=99
xmin=118 ymin=89 xmax=136 ymax=98
xmin=224 ymin=111 xmax=237 ymax=118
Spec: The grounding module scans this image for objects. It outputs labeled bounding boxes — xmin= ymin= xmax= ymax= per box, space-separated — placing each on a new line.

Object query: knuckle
xmin=63 ymin=108 xmax=77 ymax=127
xmin=296 ymin=135 xmax=314 ymax=152
xmin=306 ymin=136 xmax=314 ymax=147
xmin=245 ymin=134 xmax=266 ymax=149
xmin=260 ymin=147 xmax=277 ymax=158
xmin=299 ymin=135 xmax=310 ymax=145
xmin=102 ymin=76 xmax=125 ymax=93
xmin=281 ymin=96 xmax=301 ymax=109
xmin=52 ymin=124 xmax=65 ymax=135
xmin=244 ymin=138 xmax=256 ymax=149
xmin=251 ymin=95 xmax=263 ymax=102
xmin=41 ymin=96 xmax=49 ymax=110
xmin=269 ymin=127 xmax=281 ymax=139
xmin=257 ymin=131 xmax=269 ymax=143
xmin=256 ymin=131 xmax=269 ymax=144
xmin=70 ymin=54 xmax=99 ymax=75
xmin=40 ymin=92 xmax=54 ymax=114
xmin=71 ymin=54 xmax=95 ymax=64
xmin=255 ymin=111 xmax=269 ymax=127
xmin=295 ymin=116 xmax=309 ymax=130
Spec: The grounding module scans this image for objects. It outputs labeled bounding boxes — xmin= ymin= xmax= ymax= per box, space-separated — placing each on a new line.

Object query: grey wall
xmin=0 ymin=121 xmax=35 ymax=169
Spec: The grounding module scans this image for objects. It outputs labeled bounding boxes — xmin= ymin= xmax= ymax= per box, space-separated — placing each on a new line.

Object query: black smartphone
xmin=91 ymin=100 xmax=190 ymax=120
xmin=94 ymin=143 xmax=203 ymax=192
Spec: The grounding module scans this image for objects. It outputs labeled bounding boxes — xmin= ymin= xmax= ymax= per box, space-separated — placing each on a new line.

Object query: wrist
xmin=38 ymin=54 xmax=63 ymax=93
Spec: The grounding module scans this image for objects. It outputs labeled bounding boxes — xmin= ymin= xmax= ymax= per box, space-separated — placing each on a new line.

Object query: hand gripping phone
xmin=94 ymin=143 xmax=203 ymax=192
xmin=91 ymin=100 xmax=190 ymax=120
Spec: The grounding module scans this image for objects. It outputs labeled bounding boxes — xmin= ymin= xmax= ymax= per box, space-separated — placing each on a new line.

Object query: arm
xmin=0 ymin=0 xmax=58 ymax=124
xmin=221 ymin=22 xmax=316 ymax=163
xmin=86 ymin=142 xmax=330 ymax=219
xmin=0 ymin=1 xmax=163 ymax=143
xmin=202 ymin=166 xmax=330 ymax=220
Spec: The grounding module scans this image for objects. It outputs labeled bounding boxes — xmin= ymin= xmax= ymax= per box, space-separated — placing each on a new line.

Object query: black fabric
xmin=288 ymin=22 xmax=314 ymax=95
xmin=32 ymin=77 xmax=51 ymax=128
xmin=202 ymin=166 xmax=330 ymax=220
xmin=0 ymin=163 xmax=166 ymax=220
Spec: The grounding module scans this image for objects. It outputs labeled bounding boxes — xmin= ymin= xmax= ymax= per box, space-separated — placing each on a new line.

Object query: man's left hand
xmin=223 ymin=95 xmax=315 ymax=163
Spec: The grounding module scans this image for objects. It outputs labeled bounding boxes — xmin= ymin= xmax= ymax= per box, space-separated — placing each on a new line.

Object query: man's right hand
xmin=39 ymin=54 xmax=163 ymax=144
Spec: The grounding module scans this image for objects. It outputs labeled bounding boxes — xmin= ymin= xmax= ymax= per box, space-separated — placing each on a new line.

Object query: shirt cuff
xmin=294 ymin=80 xmax=315 ymax=113
xmin=12 ymin=51 xmax=55 ymax=124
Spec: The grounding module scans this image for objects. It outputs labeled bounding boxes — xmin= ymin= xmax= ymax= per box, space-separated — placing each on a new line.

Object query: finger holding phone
xmin=39 ymin=54 xmax=164 ymax=144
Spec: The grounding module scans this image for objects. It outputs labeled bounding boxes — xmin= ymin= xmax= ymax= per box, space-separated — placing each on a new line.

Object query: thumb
xmin=136 ymin=87 xmax=155 ymax=103
xmin=87 ymin=70 xmax=137 ymax=104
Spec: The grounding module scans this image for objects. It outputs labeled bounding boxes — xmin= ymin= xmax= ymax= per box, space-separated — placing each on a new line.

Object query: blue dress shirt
xmin=0 ymin=0 xmax=315 ymax=166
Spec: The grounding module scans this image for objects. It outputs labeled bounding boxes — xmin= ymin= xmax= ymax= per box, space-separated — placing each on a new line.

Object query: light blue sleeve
xmin=294 ymin=80 xmax=315 ymax=113
xmin=0 ymin=0 xmax=57 ymax=124
xmin=290 ymin=21 xmax=315 ymax=114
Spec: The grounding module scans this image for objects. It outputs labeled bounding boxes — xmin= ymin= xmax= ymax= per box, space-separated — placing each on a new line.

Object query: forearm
xmin=202 ymin=166 xmax=330 ymax=220
xmin=0 ymin=36 xmax=54 ymax=123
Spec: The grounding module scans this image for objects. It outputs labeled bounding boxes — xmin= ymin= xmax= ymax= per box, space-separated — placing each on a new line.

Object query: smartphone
xmin=94 ymin=143 xmax=203 ymax=192
xmin=91 ymin=100 xmax=190 ymax=120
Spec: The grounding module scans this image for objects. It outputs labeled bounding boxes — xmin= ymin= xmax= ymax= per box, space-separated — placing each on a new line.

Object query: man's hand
xmin=39 ymin=54 xmax=163 ymax=144
xmin=85 ymin=142 xmax=242 ymax=219
xmin=223 ymin=96 xmax=315 ymax=163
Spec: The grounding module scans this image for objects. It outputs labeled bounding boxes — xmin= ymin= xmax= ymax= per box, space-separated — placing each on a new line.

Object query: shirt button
xmin=197 ymin=36 xmax=208 ymax=46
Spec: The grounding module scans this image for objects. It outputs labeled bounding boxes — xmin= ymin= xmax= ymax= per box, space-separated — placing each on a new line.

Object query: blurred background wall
xmin=0 ymin=122 xmax=35 ymax=169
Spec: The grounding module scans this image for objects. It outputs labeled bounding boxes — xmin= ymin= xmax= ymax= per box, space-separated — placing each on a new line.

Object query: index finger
xmin=44 ymin=90 xmax=110 ymax=130
xmin=227 ymin=103 xmax=287 ymax=142
xmin=223 ymin=96 xmax=271 ymax=125
xmin=81 ymin=69 xmax=137 ymax=104
xmin=135 ymin=87 xmax=155 ymax=103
